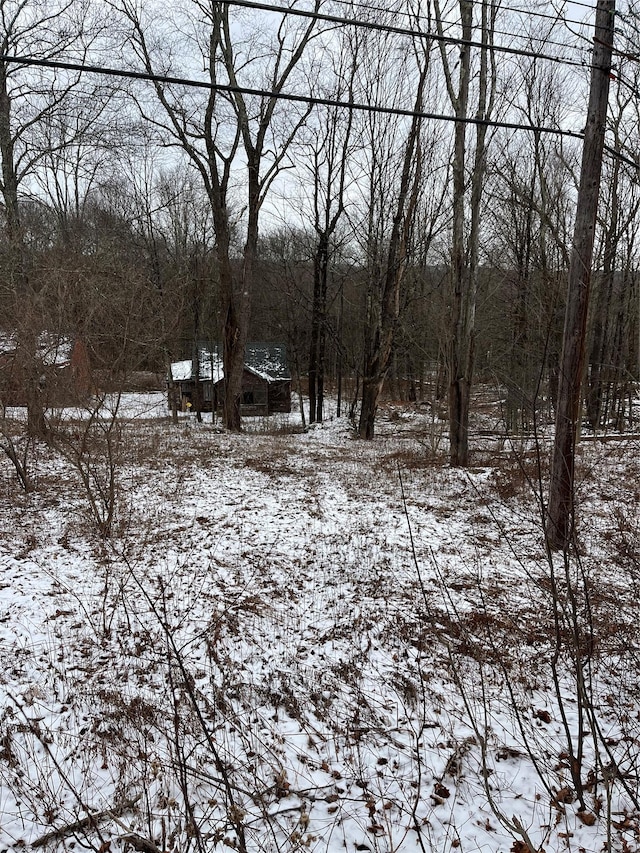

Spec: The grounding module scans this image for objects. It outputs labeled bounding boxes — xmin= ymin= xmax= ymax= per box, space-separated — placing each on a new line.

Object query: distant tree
xmin=258 ymin=228 xmax=313 ymax=425
xmin=485 ymin=61 xmax=575 ymax=431
xmin=301 ymin=40 xmax=357 ymax=425
xmin=586 ymin=66 xmax=640 ymax=432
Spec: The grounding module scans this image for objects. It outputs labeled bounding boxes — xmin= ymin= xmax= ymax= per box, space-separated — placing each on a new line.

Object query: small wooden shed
xmin=169 ymin=343 xmax=291 ymax=415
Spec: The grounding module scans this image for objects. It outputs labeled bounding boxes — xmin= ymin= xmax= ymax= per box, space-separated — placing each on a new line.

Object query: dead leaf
xmin=554 ymin=787 xmax=575 ymax=804
xmin=434 ymin=782 xmax=450 ymax=799
xmin=534 ymin=709 xmax=552 ymax=724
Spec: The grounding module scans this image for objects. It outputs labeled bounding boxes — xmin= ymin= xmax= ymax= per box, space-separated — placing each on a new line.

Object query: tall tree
xmin=546 ymin=0 xmax=615 ymax=550
xmin=355 ymin=24 xmax=432 ymax=439
xmin=0 ymin=0 xmax=103 ymax=434
xmin=304 ymin=44 xmax=356 ymax=425
xmin=115 ymin=0 xmax=320 ymax=430
xmin=435 ymin=0 xmax=497 ymax=466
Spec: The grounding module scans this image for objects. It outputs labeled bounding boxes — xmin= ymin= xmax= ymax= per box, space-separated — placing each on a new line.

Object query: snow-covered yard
xmin=0 ymin=394 xmax=639 ymax=852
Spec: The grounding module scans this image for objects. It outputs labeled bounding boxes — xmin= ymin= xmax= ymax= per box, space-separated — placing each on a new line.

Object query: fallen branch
xmin=120 ymin=832 xmax=163 ymax=853
xmin=31 ymin=796 xmax=141 ymax=848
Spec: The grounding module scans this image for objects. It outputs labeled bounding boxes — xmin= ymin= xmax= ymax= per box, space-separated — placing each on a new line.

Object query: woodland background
xmin=0 ymin=0 xmax=637 ymax=449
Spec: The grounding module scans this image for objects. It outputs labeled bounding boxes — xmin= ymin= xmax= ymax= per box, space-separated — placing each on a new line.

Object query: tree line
xmin=1 ymin=0 xmax=639 ymax=462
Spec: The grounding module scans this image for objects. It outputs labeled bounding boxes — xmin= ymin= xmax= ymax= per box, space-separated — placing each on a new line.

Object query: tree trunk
xmin=0 ymin=63 xmax=46 ymax=438
xmin=546 ymin=0 xmax=614 ymax=550
xmin=445 ymin=0 xmax=472 ymax=466
xmin=317 ymin=294 xmax=327 ymax=422
xmin=587 ymin=157 xmax=618 ymax=432
xmin=224 ymin=156 xmax=259 ymax=431
xmin=213 ymin=214 xmax=245 ymax=432
xmin=336 ymin=286 xmax=344 ymax=417
xmin=307 ymin=90 xmax=353 ymax=425
xmin=357 ymin=67 xmax=427 ymax=439
xmin=210 ymin=151 xmax=252 ymax=434
xmin=359 ymin=372 xmax=385 ymax=440
xmin=308 ymin=237 xmax=328 ymax=423
xmin=446 ymin=0 xmax=494 ymax=467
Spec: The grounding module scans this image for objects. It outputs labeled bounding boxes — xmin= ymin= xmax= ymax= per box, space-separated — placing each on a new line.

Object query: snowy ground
xmin=0 ymin=392 xmax=639 ymax=852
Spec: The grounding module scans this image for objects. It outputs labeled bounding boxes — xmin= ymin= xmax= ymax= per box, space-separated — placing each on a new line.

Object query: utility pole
xmin=546 ymin=0 xmax=615 ymax=550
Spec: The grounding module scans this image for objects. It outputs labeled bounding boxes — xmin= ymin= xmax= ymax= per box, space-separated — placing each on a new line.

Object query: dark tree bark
xmin=308 ymin=234 xmax=329 ymax=424
xmin=0 ymin=61 xmax=45 ymax=438
xmin=546 ymin=0 xmax=615 ymax=550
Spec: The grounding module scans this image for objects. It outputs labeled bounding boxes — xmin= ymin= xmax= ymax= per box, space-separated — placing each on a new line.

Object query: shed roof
xmin=169 ymin=350 xmax=224 ymax=383
xmin=244 ymin=343 xmax=290 ymax=380
xmin=0 ymin=331 xmax=76 ymax=367
xmin=170 ymin=343 xmax=289 ymax=383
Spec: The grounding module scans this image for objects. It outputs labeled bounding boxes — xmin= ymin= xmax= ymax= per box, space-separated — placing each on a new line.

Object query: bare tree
xmin=303 ymin=47 xmax=356 ymax=425
xmin=114 ymin=0 xmax=320 ymax=430
xmin=352 ymin=23 xmax=432 ymax=439
xmin=435 ymin=0 xmax=498 ymax=466
xmin=485 ymin=61 xmax=576 ymax=431
xmin=0 ymin=0 xmax=105 ymax=435
xmin=587 ymin=66 xmax=640 ymax=432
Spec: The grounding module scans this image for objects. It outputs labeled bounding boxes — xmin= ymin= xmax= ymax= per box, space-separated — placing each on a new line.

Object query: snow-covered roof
xmin=245 ymin=343 xmax=290 ymax=381
xmin=169 ymin=360 xmax=194 ymax=382
xmin=38 ymin=334 xmax=74 ymax=367
xmin=0 ymin=331 xmax=75 ymax=367
xmin=170 ymin=343 xmax=289 ymax=383
xmin=169 ymin=351 xmax=224 ymax=383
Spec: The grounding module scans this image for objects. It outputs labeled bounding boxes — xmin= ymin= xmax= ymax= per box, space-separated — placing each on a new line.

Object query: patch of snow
xmin=0 ymin=394 xmax=637 ymax=852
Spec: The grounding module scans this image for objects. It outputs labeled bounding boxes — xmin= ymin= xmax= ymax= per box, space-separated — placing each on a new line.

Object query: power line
xmin=0 ymin=52 xmax=588 ymax=138
xmin=295 ymin=0 xmax=596 ymax=33
xmin=218 ymin=0 xmax=592 ymax=67
xmin=3 ymin=40 xmax=637 ymax=172
xmin=488 ymin=0 xmax=594 ymax=28
xmin=558 ymin=0 xmax=600 ymax=11
xmin=490 ymin=26 xmax=590 ymax=56
xmin=324 ymin=0 xmax=598 ymax=64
